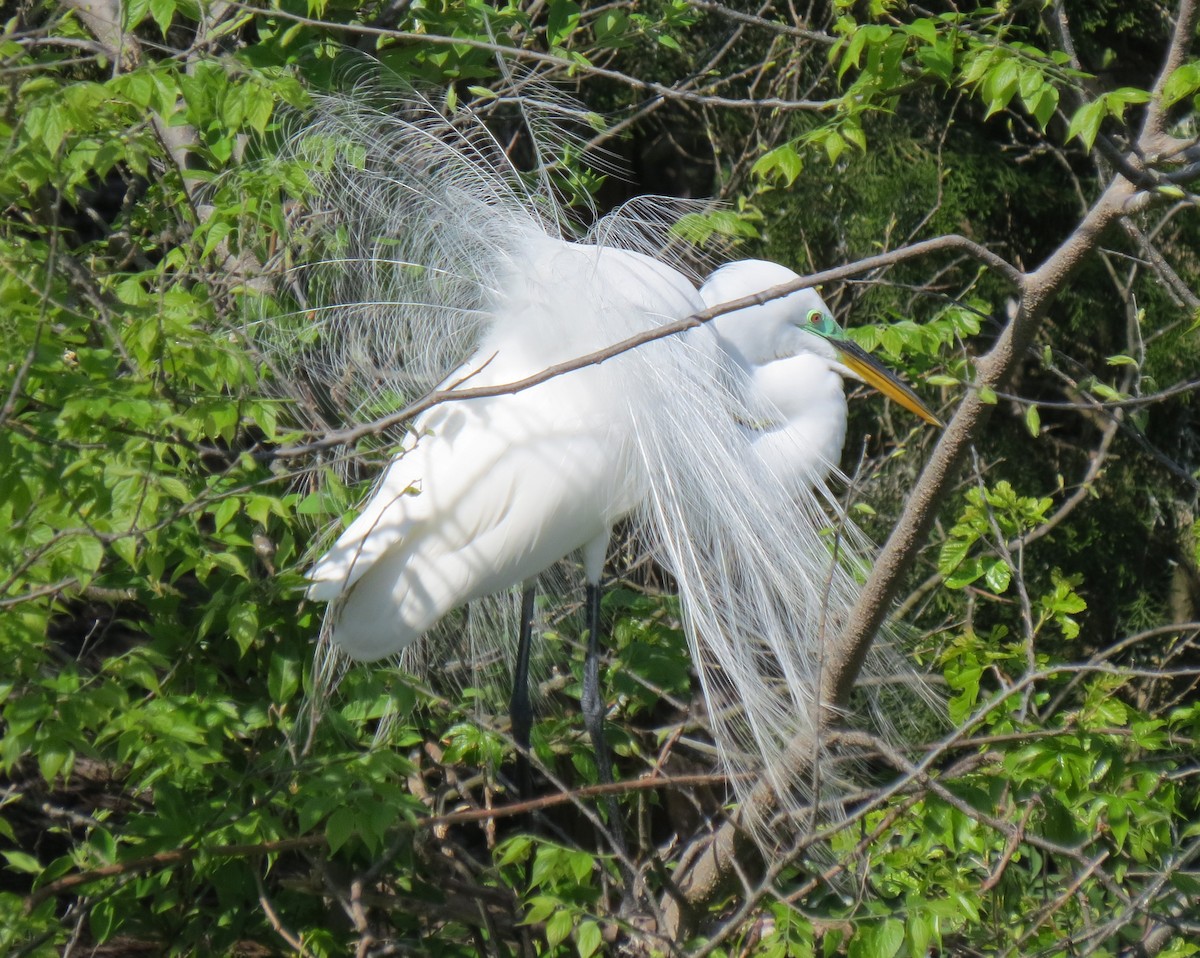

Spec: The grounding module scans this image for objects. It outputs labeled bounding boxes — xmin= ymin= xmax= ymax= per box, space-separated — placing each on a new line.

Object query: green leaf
xmin=523 ymin=895 xmax=558 ymax=925
xmin=121 ymin=0 xmax=151 ymax=30
xmin=984 ymin=559 xmax=1012 ymax=594
xmin=945 ymin=556 xmax=985 ymax=589
xmin=959 ymin=48 xmax=996 ymax=87
xmin=593 ymin=9 xmax=629 ymax=44
xmin=982 ymin=59 xmax=1020 ymax=117
xmin=843 ymin=121 xmax=867 ymax=152
xmin=546 ymin=0 xmax=581 ymax=46
xmin=568 ymin=849 xmax=593 ymax=883
xmin=210 ymin=551 xmax=250 ymax=579
xmin=751 ymin=143 xmax=803 ymax=187
xmin=1018 ymin=66 xmax=1043 ymax=102
xmin=1067 ymin=87 xmax=1150 ymax=150
xmin=917 ymin=36 xmax=955 ymax=82
xmin=213 ymin=496 xmax=240 ymax=534
xmin=1027 ymin=83 xmax=1060 ymax=129
xmin=228 ymin=603 xmax=258 ymax=655
xmin=907 ymin=909 xmax=937 ymax=958
xmin=1161 ymin=61 xmax=1200 ymax=107
xmin=576 ymin=920 xmax=602 ymax=958
xmin=545 ymin=909 xmax=573 ymax=949
xmin=849 ymin=918 xmax=905 ymax=958
xmin=111 ymin=535 xmax=138 ymax=568
xmin=824 ymin=131 xmax=848 ymax=164
xmin=495 ymin=835 xmax=533 ymax=868
xmin=905 ymin=18 xmax=937 ymax=44
xmin=1091 ymin=382 xmax=1124 ymax=402
xmin=1104 ymin=86 xmax=1151 ymax=116
xmin=90 ymin=897 xmax=119 ymax=943
xmin=938 ymin=536 xmax=973 ymax=576
xmin=3 ymin=850 xmax=42 ymax=873
xmin=71 ymin=536 xmax=105 ymax=586
xmin=268 ymin=653 xmax=300 ymax=704
xmin=37 ymin=743 xmax=72 ymax=783
xmin=1066 ymin=99 xmax=1106 ymax=150
xmin=1025 ymin=403 xmax=1041 ymax=437
xmin=148 ymin=0 xmax=176 ymax=35
xmin=325 ymin=806 xmax=356 ymax=854
xmin=838 ymin=26 xmax=872 ymax=80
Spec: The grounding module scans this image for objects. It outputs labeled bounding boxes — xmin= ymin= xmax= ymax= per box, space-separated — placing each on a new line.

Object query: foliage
xmin=2 ymin=0 xmax=1198 ymax=956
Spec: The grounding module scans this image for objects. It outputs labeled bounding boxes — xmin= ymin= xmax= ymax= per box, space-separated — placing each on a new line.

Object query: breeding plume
xmin=275 ymin=87 xmax=939 ymax=833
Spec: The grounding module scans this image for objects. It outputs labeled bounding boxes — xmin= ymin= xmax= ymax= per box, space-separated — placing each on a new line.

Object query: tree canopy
xmin=2 ymin=1 xmax=1199 ymax=955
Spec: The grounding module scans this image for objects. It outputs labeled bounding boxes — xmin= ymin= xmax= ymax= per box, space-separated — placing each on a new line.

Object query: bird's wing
xmin=313 ymin=377 xmax=642 ymax=660
xmin=304 ymin=345 xmax=506 ymax=602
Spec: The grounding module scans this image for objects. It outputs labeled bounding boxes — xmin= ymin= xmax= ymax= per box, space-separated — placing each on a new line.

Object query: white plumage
xmin=703 ymin=259 xmax=851 ymax=493
xmin=274 ymin=86 xmax=938 ymax=837
xmin=307 ymin=241 xmax=702 ymax=660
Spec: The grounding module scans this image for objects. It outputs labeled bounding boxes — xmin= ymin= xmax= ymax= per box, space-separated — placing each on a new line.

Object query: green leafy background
xmin=2 ymin=0 xmax=1198 ymax=955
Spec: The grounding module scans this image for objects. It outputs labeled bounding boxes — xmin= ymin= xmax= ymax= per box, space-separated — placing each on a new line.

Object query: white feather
xmin=264 ymin=84 xmax=930 ymax=840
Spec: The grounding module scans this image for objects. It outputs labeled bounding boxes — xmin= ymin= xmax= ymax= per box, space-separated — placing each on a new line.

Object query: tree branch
xmin=264 ymin=235 xmax=1016 ymax=460
xmin=226 ymin=2 xmax=835 ymax=112
xmin=663 ymin=0 xmax=1200 ymax=911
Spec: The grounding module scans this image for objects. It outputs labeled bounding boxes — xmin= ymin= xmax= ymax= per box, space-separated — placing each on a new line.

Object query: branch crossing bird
xmin=268 ymin=83 xmax=941 ymax=844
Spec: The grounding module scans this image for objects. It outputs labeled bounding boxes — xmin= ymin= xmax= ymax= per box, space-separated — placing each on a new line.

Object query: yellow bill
xmin=832 ymin=338 xmax=944 ymax=428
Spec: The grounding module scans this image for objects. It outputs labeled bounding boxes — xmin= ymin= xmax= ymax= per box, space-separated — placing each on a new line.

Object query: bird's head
xmin=701 ymin=259 xmax=942 ymax=427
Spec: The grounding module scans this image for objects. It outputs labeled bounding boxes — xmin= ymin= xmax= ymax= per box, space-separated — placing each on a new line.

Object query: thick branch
xmin=663 ymin=152 xmax=1168 ymax=936
xmin=827 ymin=173 xmax=1137 ymax=703
xmin=1145 ymin=0 xmax=1200 ymax=143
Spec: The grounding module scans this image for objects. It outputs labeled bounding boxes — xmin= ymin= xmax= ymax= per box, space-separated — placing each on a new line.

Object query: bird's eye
xmin=805 ymin=309 xmax=840 ymax=339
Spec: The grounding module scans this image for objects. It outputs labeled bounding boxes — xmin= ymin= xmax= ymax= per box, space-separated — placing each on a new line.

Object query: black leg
xmin=581 ymin=583 xmax=613 ymax=786
xmin=509 ymin=584 xmax=537 ymax=801
xmin=581 ymin=582 xmax=630 ymax=862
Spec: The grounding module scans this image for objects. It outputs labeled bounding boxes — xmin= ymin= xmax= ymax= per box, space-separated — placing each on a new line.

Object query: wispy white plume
xmin=263 ymin=78 xmax=929 ymax=841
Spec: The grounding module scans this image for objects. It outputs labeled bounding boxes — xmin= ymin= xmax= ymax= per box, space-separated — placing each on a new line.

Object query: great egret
xmin=274 ymin=87 xmax=940 ymax=843
xmin=303 ymin=241 xmax=697 ymax=657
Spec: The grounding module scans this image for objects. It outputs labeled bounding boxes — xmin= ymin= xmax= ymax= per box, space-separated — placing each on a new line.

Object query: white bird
xmin=303 ymin=240 xmax=702 ymax=815
xmin=275 ymin=87 xmax=941 ymax=845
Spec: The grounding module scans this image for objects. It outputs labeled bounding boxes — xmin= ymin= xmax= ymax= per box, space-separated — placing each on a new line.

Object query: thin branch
xmin=265 ymin=235 xmax=1018 ymax=461
xmin=24 ymin=771 xmax=733 ymax=907
xmin=225 ymin=2 xmax=835 ymax=112
xmin=685 ymin=0 xmax=835 ymax=44
xmin=255 ymin=869 xmax=314 ymax=958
